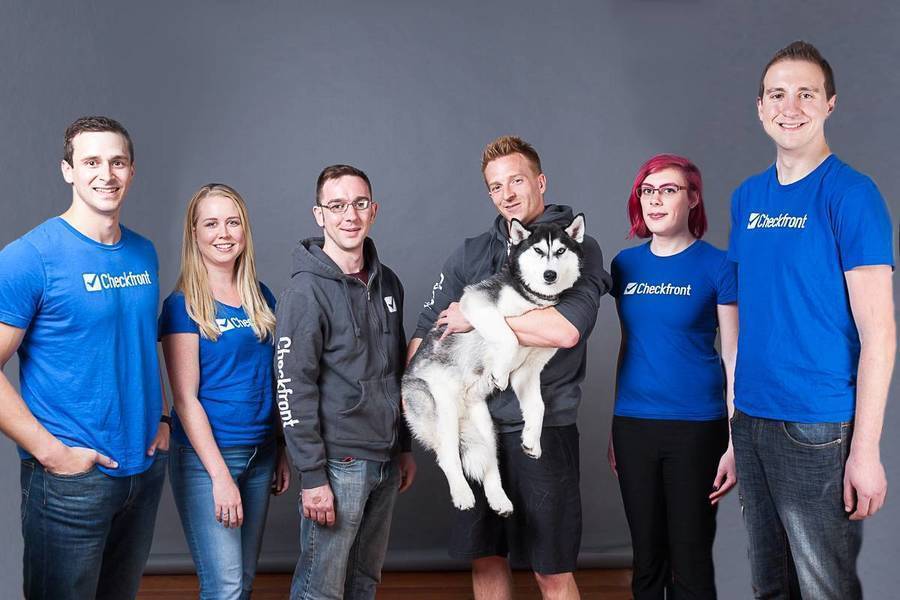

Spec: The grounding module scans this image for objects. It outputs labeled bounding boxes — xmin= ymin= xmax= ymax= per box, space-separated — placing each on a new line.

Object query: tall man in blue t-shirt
xmin=0 ymin=116 xmax=170 ymax=600
xmin=728 ymin=42 xmax=896 ymax=599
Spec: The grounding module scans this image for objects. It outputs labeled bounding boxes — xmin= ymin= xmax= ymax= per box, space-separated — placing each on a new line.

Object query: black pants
xmin=613 ymin=416 xmax=728 ymax=600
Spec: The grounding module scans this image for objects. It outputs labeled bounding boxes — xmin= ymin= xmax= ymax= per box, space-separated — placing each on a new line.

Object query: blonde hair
xmin=481 ymin=135 xmax=543 ymax=177
xmin=175 ymin=183 xmax=276 ymax=341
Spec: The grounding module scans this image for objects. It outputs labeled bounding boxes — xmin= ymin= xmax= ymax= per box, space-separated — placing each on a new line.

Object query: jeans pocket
xmin=45 ymin=465 xmax=99 ymax=480
xmin=781 ymin=421 xmax=843 ymax=448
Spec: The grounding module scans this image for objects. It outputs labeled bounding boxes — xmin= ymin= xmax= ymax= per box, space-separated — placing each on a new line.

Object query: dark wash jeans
xmin=731 ymin=409 xmax=862 ymax=599
xmin=20 ymin=453 xmax=167 ymax=600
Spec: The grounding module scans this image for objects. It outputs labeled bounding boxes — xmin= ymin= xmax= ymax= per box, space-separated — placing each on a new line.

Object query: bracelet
xmin=159 ymin=415 xmax=172 ymax=427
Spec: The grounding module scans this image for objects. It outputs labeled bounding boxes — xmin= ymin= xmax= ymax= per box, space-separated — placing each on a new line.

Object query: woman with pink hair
xmin=608 ymin=154 xmax=739 ymax=599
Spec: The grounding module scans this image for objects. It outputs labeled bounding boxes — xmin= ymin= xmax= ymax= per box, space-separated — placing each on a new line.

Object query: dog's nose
xmin=543 ymin=270 xmax=557 ymax=283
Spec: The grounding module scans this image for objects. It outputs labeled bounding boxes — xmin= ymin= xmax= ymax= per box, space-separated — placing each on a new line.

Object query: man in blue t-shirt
xmin=0 ymin=116 xmax=170 ymax=600
xmin=728 ymin=42 xmax=895 ymax=599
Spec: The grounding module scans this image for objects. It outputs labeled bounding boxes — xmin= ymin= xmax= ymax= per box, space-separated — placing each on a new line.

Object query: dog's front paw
xmin=450 ymin=485 xmax=476 ymax=511
xmin=490 ymin=369 xmax=510 ymax=391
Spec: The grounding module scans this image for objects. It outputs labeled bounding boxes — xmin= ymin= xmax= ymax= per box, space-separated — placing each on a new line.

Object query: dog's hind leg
xmin=465 ymin=401 xmax=513 ymax=517
xmin=510 ymin=349 xmax=556 ymax=460
xmin=431 ymin=384 xmax=477 ymax=511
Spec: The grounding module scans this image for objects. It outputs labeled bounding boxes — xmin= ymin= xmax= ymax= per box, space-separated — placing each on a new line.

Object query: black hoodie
xmin=275 ymin=237 xmax=409 ymax=489
xmin=413 ymin=204 xmax=612 ymax=432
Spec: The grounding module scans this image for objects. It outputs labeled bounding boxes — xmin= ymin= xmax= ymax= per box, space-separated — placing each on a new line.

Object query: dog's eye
xmin=533 ymin=247 xmax=545 ymax=256
xmin=555 ymin=248 xmax=566 ymax=256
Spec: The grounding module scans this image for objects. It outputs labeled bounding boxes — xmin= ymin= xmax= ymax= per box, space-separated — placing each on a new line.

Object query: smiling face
xmin=757 ymin=59 xmax=835 ymax=156
xmin=639 ymin=168 xmax=696 ymax=239
xmin=314 ymin=175 xmax=378 ymax=255
xmin=484 ymin=153 xmax=546 ymax=225
xmin=60 ymin=131 xmax=134 ymax=216
xmin=194 ymin=194 xmax=246 ymax=271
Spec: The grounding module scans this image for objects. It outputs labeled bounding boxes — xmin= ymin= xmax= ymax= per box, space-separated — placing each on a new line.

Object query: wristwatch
xmin=159 ymin=415 xmax=172 ymax=427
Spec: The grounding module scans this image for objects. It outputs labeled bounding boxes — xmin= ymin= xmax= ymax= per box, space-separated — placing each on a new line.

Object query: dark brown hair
xmin=63 ymin=116 xmax=133 ymax=166
xmin=759 ymin=41 xmax=835 ymax=99
xmin=315 ymin=164 xmax=372 ymax=205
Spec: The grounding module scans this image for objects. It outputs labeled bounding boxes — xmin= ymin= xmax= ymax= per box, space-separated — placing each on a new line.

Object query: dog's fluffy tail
xmin=401 ymin=376 xmax=438 ymax=449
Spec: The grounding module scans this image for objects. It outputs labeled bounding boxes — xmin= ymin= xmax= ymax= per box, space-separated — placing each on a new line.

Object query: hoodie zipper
xmin=355 ymin=274 xmax=398 ymax=450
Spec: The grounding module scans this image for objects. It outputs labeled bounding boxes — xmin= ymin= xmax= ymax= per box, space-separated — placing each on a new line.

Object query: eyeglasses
xmin=637 ymin=185 xmax=688 ymax=198
xmin=317 ymin=199 xmax=372 ymax=214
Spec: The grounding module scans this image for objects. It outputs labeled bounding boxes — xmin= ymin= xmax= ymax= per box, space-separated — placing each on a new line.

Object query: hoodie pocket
xmin=338 ymin=377 xmax=400 ymax=446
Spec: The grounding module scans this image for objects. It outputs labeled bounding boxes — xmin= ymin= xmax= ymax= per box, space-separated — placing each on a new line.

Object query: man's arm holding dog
xmin=434 ymin=236 xmax=611 ymax=348
xmin=274 ymin=288 xmax=334 ymax=526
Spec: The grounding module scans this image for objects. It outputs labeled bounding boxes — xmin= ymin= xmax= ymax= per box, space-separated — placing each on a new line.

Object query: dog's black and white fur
xmin=403 ymin=215 xmax=585 ymax=515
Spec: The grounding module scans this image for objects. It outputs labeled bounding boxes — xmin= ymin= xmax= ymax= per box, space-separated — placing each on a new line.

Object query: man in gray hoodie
xmin=275 ymin=164 xmax=416 ymax=600
xmin=408 ymin=136 xmax=611 ymax=600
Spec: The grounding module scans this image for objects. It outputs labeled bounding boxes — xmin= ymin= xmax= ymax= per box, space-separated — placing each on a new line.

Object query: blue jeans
xmin=20 ymin=452 xmax=167 ymax=600
xmin=291 ymin=458 xmax=400 ymax=600
xmin=169 ymin=438 xmax=277 ymax=600
xmin=731 ymin=409 xmax=862 ymax=599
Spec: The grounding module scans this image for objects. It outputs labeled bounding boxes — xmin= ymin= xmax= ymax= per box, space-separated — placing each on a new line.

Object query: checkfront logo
xmin=275 ymin=337 xmax=300 ymax=428
xmin=747 ymin=212 xmax=808 ymax=230
xmin=82 ymin=270 xmax=152 ymax=292
xmin=216 ymin=316 xmax=252 ymax=333
xmin=624 ymin=282 xmax=692 ymax=296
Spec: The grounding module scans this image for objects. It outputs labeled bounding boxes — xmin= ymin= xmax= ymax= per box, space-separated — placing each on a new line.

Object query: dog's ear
xmin=508 ymin=219 xmax=532 ymax=245
xmin=565 ymin=214 xmax=585 ymax=243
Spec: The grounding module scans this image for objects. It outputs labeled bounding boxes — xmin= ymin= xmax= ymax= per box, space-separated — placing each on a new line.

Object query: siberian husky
xmin=403 ymin=215 xmax=585 ymax=515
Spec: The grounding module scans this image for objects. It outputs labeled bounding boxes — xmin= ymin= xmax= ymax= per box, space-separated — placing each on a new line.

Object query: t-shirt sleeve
xmin=260 ymin=282 xmax=277 ymax=310
xmin=158 ymin=293 xmax=200 ymax=338
xmin=554 ymin=236 xmax=612 ymax=338
xmin=609 ymin=254 xmax=622 ymax=298
xmin=0 ymin=238 xmax=46 ymax=329
xmin=727 ymin=188 xmax=741 ymax=264
xmin=413 ymin=242 xmax=469 ymax=340
xmin=716 ymin=254 xmax=738 ymax=304
xmin=831 ymin=180 xmax=895 ymax=271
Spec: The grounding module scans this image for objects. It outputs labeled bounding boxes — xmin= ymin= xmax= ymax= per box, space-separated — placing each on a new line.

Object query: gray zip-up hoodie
xmin=413 ymin=204 xmax=612 ymax=433
xmin=274 ymin=237 xmax=410 ymax=489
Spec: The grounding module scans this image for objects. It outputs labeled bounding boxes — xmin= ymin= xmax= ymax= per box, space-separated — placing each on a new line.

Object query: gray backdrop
xmin=1 ymin=1 xmax=898 ymax=597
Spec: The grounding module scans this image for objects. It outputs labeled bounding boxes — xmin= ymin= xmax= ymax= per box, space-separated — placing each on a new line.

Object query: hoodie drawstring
xmin=341 ymin=279 xmax=362 ymax=338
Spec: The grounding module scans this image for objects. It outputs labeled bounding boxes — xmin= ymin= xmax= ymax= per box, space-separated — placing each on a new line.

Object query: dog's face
xmin=508 ymin=214 xmax=585 ymax=298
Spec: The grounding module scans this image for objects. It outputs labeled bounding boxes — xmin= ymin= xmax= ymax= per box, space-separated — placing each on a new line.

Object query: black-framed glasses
xmin=638 ymin=185 xmax=687 ymax=198
xmin=317 ymin=198 xmax=372 ymax=214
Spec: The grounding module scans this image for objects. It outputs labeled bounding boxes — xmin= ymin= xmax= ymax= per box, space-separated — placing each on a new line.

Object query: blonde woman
xmin=160 ymin=183 xmax=290 ymax=600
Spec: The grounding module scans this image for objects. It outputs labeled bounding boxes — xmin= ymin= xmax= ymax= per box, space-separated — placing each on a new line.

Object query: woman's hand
xmin=212 ymin=475 xmax=243 ymax=528
xmin=607 ymin=430 xmax=617 ymax=477
xmin=710 ymin=444 xmax=737 ymax=505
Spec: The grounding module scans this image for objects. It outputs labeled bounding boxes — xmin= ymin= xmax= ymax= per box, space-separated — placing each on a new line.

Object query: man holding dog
xmin=274 ymin=164 xmax=416 ymax=599
xmin=409 ymin=136 xmax=611 ymax=600
xmin=728 ymin=41 xmax=895 ymax=598
xmin=0 ymin=116 xmax=170 ymax=599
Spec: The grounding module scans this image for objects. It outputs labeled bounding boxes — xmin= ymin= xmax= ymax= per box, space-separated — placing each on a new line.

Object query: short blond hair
xmin=481 ymin=135 xmax=542 ymax=177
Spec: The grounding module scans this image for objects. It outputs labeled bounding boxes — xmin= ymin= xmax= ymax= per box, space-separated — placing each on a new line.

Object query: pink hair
xmin=627 ymin=154 xmax=708 ymax=239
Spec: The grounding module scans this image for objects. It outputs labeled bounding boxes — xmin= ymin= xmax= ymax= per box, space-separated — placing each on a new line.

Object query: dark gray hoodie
xmin=413 ymin=204 xmax=612 ymax=433
xmin=275 ymin=237 xmax=409 ymax=489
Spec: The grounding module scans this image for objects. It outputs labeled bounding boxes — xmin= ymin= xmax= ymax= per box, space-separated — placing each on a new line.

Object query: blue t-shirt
xmin=0 ymin=217 xmax=162 ymax=476
xmin=611 ymin=240 xmax=737 ymax=420
xmin=728 ymin=154 xmax=895 ymax=422
xmin=158 ymin=285 xmax=276 ymax=447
